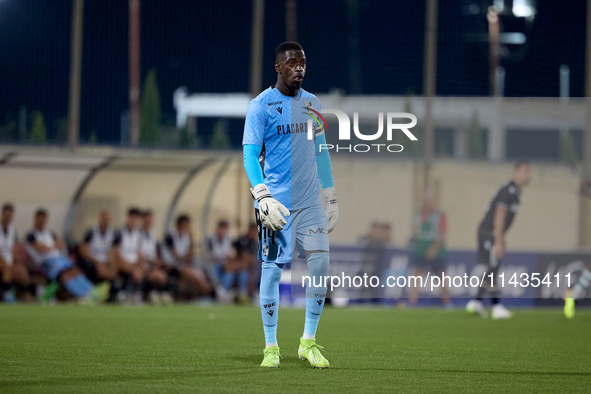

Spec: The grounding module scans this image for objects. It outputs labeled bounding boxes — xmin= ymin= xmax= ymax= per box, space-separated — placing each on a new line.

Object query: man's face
xmin=2 ymin=208 xmax=13 ymax=223
xmin=369 ymin=224 xmax=380 ymax=240
xmin=99 ymin=210 xmax=111 ymax=227
xmin=35 ymin=214 xmax=47 ymax=229
xmin=127 ymin=213 xmax=140 ymax=229
xmin=515 ymin=164 xmax=532 ymax=186
xmin=217 ymin=226 xmax=228 ymax=238
xmin=178 ymin=221 xmax=190 ymax=234
xmin=275 ymin=50 xmax=306 ymax=90
xmin=421 ymin=193 xmax=434 ymax=212
xmin=143 ymin=214 xmax=153 ymax=229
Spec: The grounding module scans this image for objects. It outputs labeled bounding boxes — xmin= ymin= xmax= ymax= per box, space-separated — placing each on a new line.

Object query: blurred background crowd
xmin=0 ymin=202 xmax=261 ymax=305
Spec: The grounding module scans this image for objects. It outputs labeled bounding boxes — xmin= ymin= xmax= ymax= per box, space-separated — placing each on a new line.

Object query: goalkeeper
xmin=242 ymin=42 xmax=338 ymax=369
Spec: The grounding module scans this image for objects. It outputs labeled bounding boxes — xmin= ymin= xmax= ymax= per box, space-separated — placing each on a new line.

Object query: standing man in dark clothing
xmin=466 ymin=162 xmax=531 ymax=319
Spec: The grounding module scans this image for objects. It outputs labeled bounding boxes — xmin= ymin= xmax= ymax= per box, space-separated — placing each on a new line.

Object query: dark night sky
xmin=0 ymin=0 xmax=588 ymax=144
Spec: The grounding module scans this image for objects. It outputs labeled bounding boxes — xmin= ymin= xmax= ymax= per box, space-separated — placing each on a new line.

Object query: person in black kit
xmin=466 ymin=161 xmax=531 ymax=319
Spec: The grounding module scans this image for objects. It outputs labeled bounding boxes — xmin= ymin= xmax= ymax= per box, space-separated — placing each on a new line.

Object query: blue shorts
xmin=41 ymin=256 xmax=73 ymax=281
xmin=256 ymin=204 xmax=329 ymax=264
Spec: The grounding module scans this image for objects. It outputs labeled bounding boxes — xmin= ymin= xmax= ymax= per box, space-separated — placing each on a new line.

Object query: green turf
xmin=0 ymin=305 xmax=590 ymax=393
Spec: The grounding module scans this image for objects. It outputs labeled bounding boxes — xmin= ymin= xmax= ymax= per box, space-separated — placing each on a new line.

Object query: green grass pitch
xmin=0 ymin=305 xmax=590 ymax=393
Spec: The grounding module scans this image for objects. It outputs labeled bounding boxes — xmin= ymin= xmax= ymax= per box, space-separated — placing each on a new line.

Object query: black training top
xmin=479 ymin=180 xmax=521 ymax=237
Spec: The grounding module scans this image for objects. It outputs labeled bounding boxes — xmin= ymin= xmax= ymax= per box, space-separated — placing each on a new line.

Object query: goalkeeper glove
xmin=324 ymin=186 xmax=339 ymax=233
xmin=251 ymin=184 xmax=290 ymax=231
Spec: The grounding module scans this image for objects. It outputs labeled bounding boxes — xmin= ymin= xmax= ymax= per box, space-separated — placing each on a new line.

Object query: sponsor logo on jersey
xmin=276 ymin=107 xmax=283 ymax=114
xmin=276 ymin=123 xmax=308 ymax=135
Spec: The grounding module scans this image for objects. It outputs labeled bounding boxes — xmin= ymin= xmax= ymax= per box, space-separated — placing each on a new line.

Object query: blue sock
xmin=304 ymin=252 xmax=329 ymax=338
xmin=259 ymin=262 xmax=283 ymax=346
xmin=64 ymin=274 xmax=93 ymax=298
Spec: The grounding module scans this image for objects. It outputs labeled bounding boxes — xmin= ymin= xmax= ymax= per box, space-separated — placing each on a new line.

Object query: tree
xmin=139 ymin=69 xmax=161 ymax=147
xmin=0 ymin=117 xmax=16 ymax=143
xmin=179 ymin=125 xmax=199 ymax=149
xmin=210 ymin=120 xmax=230 ymax=149
xmin=560 ymin=130 xmax=578 ymax=167
xmin=467 ymin=112 xmax=484 ymax=158
xmin=54 ymin=117 xmax=68 ymax=143
xmin=88 ymin=130 xmax=98 ymax=145
xmin=30 ymin=111 xmax=47 ymax=144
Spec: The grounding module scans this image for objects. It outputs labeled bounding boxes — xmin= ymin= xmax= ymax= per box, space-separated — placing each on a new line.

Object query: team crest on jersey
xmin=303 ymin=103 xmax=327 ymax=135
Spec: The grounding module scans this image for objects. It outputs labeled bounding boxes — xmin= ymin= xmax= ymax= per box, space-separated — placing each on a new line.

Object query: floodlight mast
xmin=67 ymin=0 xmax=84 ymax=148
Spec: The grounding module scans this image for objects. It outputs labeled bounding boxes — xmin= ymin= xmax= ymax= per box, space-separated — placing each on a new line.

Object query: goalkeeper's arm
xmin=243 ymin=144 xmax=290 ymax=231
xmin=315 ymin=133 xmax=339 ymax=233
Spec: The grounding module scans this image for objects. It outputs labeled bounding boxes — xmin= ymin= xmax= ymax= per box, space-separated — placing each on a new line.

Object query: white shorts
xmin=256 ymin=203 xmax=329 ymax=264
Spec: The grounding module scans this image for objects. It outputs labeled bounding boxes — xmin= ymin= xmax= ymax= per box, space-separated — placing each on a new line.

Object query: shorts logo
xmin=309 ymin=228 xmax=326 ymax=235
xmin=267 ymin=310 xmax=274 ymax=316
xmin=262 ymin=244 xmax=269 ymax=257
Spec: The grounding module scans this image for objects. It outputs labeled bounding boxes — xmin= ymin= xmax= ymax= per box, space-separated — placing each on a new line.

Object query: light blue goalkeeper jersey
xmin=242 ymin=86 xmax=324 ymax=210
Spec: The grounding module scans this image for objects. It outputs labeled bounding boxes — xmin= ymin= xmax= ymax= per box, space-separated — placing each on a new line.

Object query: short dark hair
xmin=2 ymin=203 xmax=14 ymax=213
xmin=128 ymin=207 xmax=142 ymax=216
xmin=515 ymin=161 xmax=530 ymax=169
xmin=142 ymin=209 xmax=153 ymax=218
xmin=275 ymin=41 xmax=303 ymax=60
xmin=218 ymin=220 xmax=229 ymax=229
xmin=177 ymin=214 xmax=190 ymax=226
xmin=35 ymin=208 xmax=48 ymax=217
